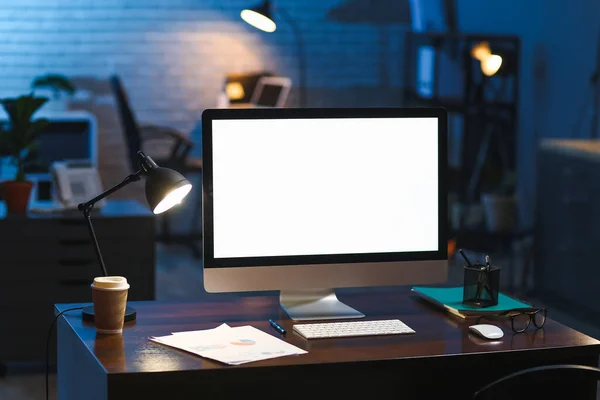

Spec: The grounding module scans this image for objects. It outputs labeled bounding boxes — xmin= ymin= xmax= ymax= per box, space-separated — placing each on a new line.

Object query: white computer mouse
xmin=468 ymin=324 xmax=504 ymax=340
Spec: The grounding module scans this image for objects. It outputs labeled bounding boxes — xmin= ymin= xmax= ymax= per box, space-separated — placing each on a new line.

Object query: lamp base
xmin=81 ymin=305 xmax=137 ymax=322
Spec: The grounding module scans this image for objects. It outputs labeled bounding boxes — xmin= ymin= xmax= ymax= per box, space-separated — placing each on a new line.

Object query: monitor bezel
xmin=202 ymin=107 xmax=447 ymax=269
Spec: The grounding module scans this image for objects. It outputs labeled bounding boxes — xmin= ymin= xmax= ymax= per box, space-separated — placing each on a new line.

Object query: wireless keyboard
xmin=293 ymin=319 xmax=415 ymax=339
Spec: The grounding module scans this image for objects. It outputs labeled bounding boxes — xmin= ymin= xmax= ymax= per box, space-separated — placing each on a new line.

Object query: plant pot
xmin=1 ymin=180 xmax=33 ymax=214
xmin=481 ymin=193 xmax=517 ymax=232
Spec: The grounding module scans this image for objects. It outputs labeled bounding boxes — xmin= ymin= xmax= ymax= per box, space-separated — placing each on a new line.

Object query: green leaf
xmin=31 ymin=74 xmax=76 ymax=96
xmin=24 ymin=118 xmax=50 ymax=144
xmin=0 ymin=129 xmax=19 ymax=157
xmin=27 ymin=141 xmax=40 ymax=152
xmin=0 ymin=95 xmax=49 ymax=166
xmin=1 ymin=94 xmax=48 ymax=128
xmin=15 ymin=169 xmax=26 ymax=182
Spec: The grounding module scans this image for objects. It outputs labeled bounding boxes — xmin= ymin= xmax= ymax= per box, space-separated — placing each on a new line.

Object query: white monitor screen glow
xmin=211 ymin=117 xmax=438 ymax=258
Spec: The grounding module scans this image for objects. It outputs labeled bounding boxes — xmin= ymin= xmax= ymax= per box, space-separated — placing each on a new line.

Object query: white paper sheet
xmin=150 ymin=324 xmax=306 ymax=365
xmin=171 ymin=323 xmax=231 ymax=336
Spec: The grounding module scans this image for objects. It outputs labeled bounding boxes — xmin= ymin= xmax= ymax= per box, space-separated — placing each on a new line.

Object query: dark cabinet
xmin=0 ymin=200 xmax=155 ymax=362
xmin=535 ymin=143 xmax=600 ymax=314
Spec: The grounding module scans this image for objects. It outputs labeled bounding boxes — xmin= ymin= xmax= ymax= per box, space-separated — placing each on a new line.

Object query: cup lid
xmin=92 ymin=276 xmax=129 ymax=290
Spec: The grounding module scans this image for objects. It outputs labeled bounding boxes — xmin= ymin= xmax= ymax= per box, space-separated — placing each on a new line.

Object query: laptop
xmin=228 ymin=76 xmax=292 ymax=108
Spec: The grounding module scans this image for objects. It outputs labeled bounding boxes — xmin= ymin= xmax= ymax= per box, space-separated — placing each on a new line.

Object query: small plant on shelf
xmin=31 ymin=74 xmax=76 ymax=99
xmin=0 ymin=94 xmax=49 ymax=214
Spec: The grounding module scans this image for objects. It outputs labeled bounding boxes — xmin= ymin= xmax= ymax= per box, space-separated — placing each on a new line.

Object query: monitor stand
xmin=280 ymin=290 xmax=365 ymax=321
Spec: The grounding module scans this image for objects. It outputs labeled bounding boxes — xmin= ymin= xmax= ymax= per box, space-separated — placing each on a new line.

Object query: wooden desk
xmin=0 ymin=200 xmax=155 ymax=364
xmin=57 ymin=289 xmax=600 ymax=399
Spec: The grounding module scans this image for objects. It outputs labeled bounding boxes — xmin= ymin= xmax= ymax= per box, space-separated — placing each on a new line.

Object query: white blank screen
xmin=211 ymin=117 xmax=439 ymax=258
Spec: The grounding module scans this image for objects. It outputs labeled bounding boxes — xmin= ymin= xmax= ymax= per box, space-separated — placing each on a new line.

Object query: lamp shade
xmin=144 ymin=167 xmax=192 ymax=215
xmin=241 ymin=0 xmax=276 ymax=32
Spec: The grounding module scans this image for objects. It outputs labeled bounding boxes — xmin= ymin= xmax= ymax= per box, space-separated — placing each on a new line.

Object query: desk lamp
xmin=80 ymin=151 xmax=192 ymax=322
xmin=240 ymin=0 xmax=307 ymax=108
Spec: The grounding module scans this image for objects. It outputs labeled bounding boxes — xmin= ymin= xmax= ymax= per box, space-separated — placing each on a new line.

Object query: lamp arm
xmin=77 ymin=171 xmax=143 ymax=277
xmin=277 ymin=8 xmax=307 ymax=108
xmin=78 ymin=171 xmax=142 ymax=211
xmin=81 ymin=206 xmax=108 ymax=277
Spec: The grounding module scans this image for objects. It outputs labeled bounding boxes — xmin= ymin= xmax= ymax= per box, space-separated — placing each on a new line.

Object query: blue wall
xmin=3 ymin=0 xmax=598 ymax=227
xmin=0 ymin=0 xmax=408 ymax=222
xmin=458 ymin=0 xmax=600 ymax=226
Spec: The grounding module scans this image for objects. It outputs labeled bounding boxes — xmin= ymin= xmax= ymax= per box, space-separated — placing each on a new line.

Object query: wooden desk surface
xmin=56 ymin=288 xmax=600 ymax=375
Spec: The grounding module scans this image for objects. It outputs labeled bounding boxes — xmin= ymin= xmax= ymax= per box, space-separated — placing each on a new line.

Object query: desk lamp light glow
xmin=80 ymin=151 xmax=192 ymax=322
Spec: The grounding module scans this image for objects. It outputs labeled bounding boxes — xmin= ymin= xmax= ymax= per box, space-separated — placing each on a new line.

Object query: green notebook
xmin=411 ymin=286 xmax=533 ymax=319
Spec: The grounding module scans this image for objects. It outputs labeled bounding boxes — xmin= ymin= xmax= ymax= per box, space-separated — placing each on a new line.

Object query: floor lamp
xmin=241 ymin=0 xmax=307 ymax=108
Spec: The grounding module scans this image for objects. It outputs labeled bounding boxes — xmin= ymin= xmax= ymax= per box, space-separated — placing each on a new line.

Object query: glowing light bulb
xmin=153 ymin=184 xmax=192 ymax=214
xmin=481 ymin=54 xmax=503 ymax=76
xmin=225 ymin=82 xmax=245 ymax=100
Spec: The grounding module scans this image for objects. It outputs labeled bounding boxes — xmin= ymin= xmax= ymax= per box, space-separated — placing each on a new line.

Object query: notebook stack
xmin=411 ymin=286 xmax=533 ymax=319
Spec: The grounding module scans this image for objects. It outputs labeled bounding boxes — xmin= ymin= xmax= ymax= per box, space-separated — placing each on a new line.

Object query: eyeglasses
xmin=510 ymin=327 xmax=545 ymax=347
xmin=476 ymin=308 xmax=547 ymax=333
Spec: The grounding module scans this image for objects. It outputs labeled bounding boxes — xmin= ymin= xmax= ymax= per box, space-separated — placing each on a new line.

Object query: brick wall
xmin=0 ymin=0 xmax=406 ymax=207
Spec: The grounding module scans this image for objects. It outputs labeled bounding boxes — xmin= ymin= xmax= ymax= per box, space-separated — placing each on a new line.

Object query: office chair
xmin=109 ymin=75 xmax=202 ymax=258
xmin=473 ymin=364 xmax=600 ymax=399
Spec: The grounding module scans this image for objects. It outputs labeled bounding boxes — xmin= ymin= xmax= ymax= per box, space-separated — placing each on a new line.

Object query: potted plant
xmin=0 ymin=94 xmax=49 ymax=214
xmin=480 ymin=164 xmax=517 ymax=232
xmin=31 ymin=74 xmax=76 ymax=111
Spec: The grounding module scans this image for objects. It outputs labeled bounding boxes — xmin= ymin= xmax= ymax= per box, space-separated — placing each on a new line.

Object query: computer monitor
xmin=0 ymin=111 xmax=97 ymax=174
xmin=250 ymin=77 xmax=291 ymax=107
xmin=25 ymin=120 xmax=96 ymax=173
xmin=202 ymin=108 xmax=448 ymax=320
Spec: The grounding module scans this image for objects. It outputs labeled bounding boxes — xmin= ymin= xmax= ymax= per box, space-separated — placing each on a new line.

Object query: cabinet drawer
xmin=0 ymin=216 xmax=154 ymax=243
xmin=51 ymin=218 xmax=155 ymax=241
xmin=1 ymin=239 xmax=154 ymax=263
xmin=0 ymin=284 xmax=91 ymax=307
xmin=0 ymin=324 xmax=51 ymax=362
xmin=0 ymin=274 xmax=153 ymax=306
xmin=0 ymin=305 xmax=75 ymax=362
xmin=0 ymin=255 xmax=154 ymax=284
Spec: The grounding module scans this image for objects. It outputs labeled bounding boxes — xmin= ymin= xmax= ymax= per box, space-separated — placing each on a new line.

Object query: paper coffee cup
xmin=91 ymin=276 xmax=130 ymax=334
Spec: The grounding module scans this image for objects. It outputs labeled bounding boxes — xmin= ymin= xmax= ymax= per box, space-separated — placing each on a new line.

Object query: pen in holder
xmin=463 ymin=264 xmax=500 ymax=308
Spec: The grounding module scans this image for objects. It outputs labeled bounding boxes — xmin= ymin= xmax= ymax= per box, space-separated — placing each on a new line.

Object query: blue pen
xmin=269 ymin=319 xmax=286 ymax=334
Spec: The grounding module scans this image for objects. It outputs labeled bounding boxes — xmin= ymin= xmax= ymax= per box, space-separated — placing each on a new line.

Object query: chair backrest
xmin=474 ymin=364 xmax=600 ymax=399
xmin=109 ymin=75 xmax=141 ymax=172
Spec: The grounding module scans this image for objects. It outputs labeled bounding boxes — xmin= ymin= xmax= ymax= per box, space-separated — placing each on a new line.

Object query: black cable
xmin=46 ymin=307 xmax=83 ymax=400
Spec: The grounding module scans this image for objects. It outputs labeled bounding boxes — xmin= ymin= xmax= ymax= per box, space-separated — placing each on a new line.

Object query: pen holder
xmin=462 ymin=264 xmax=500 ymax=308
